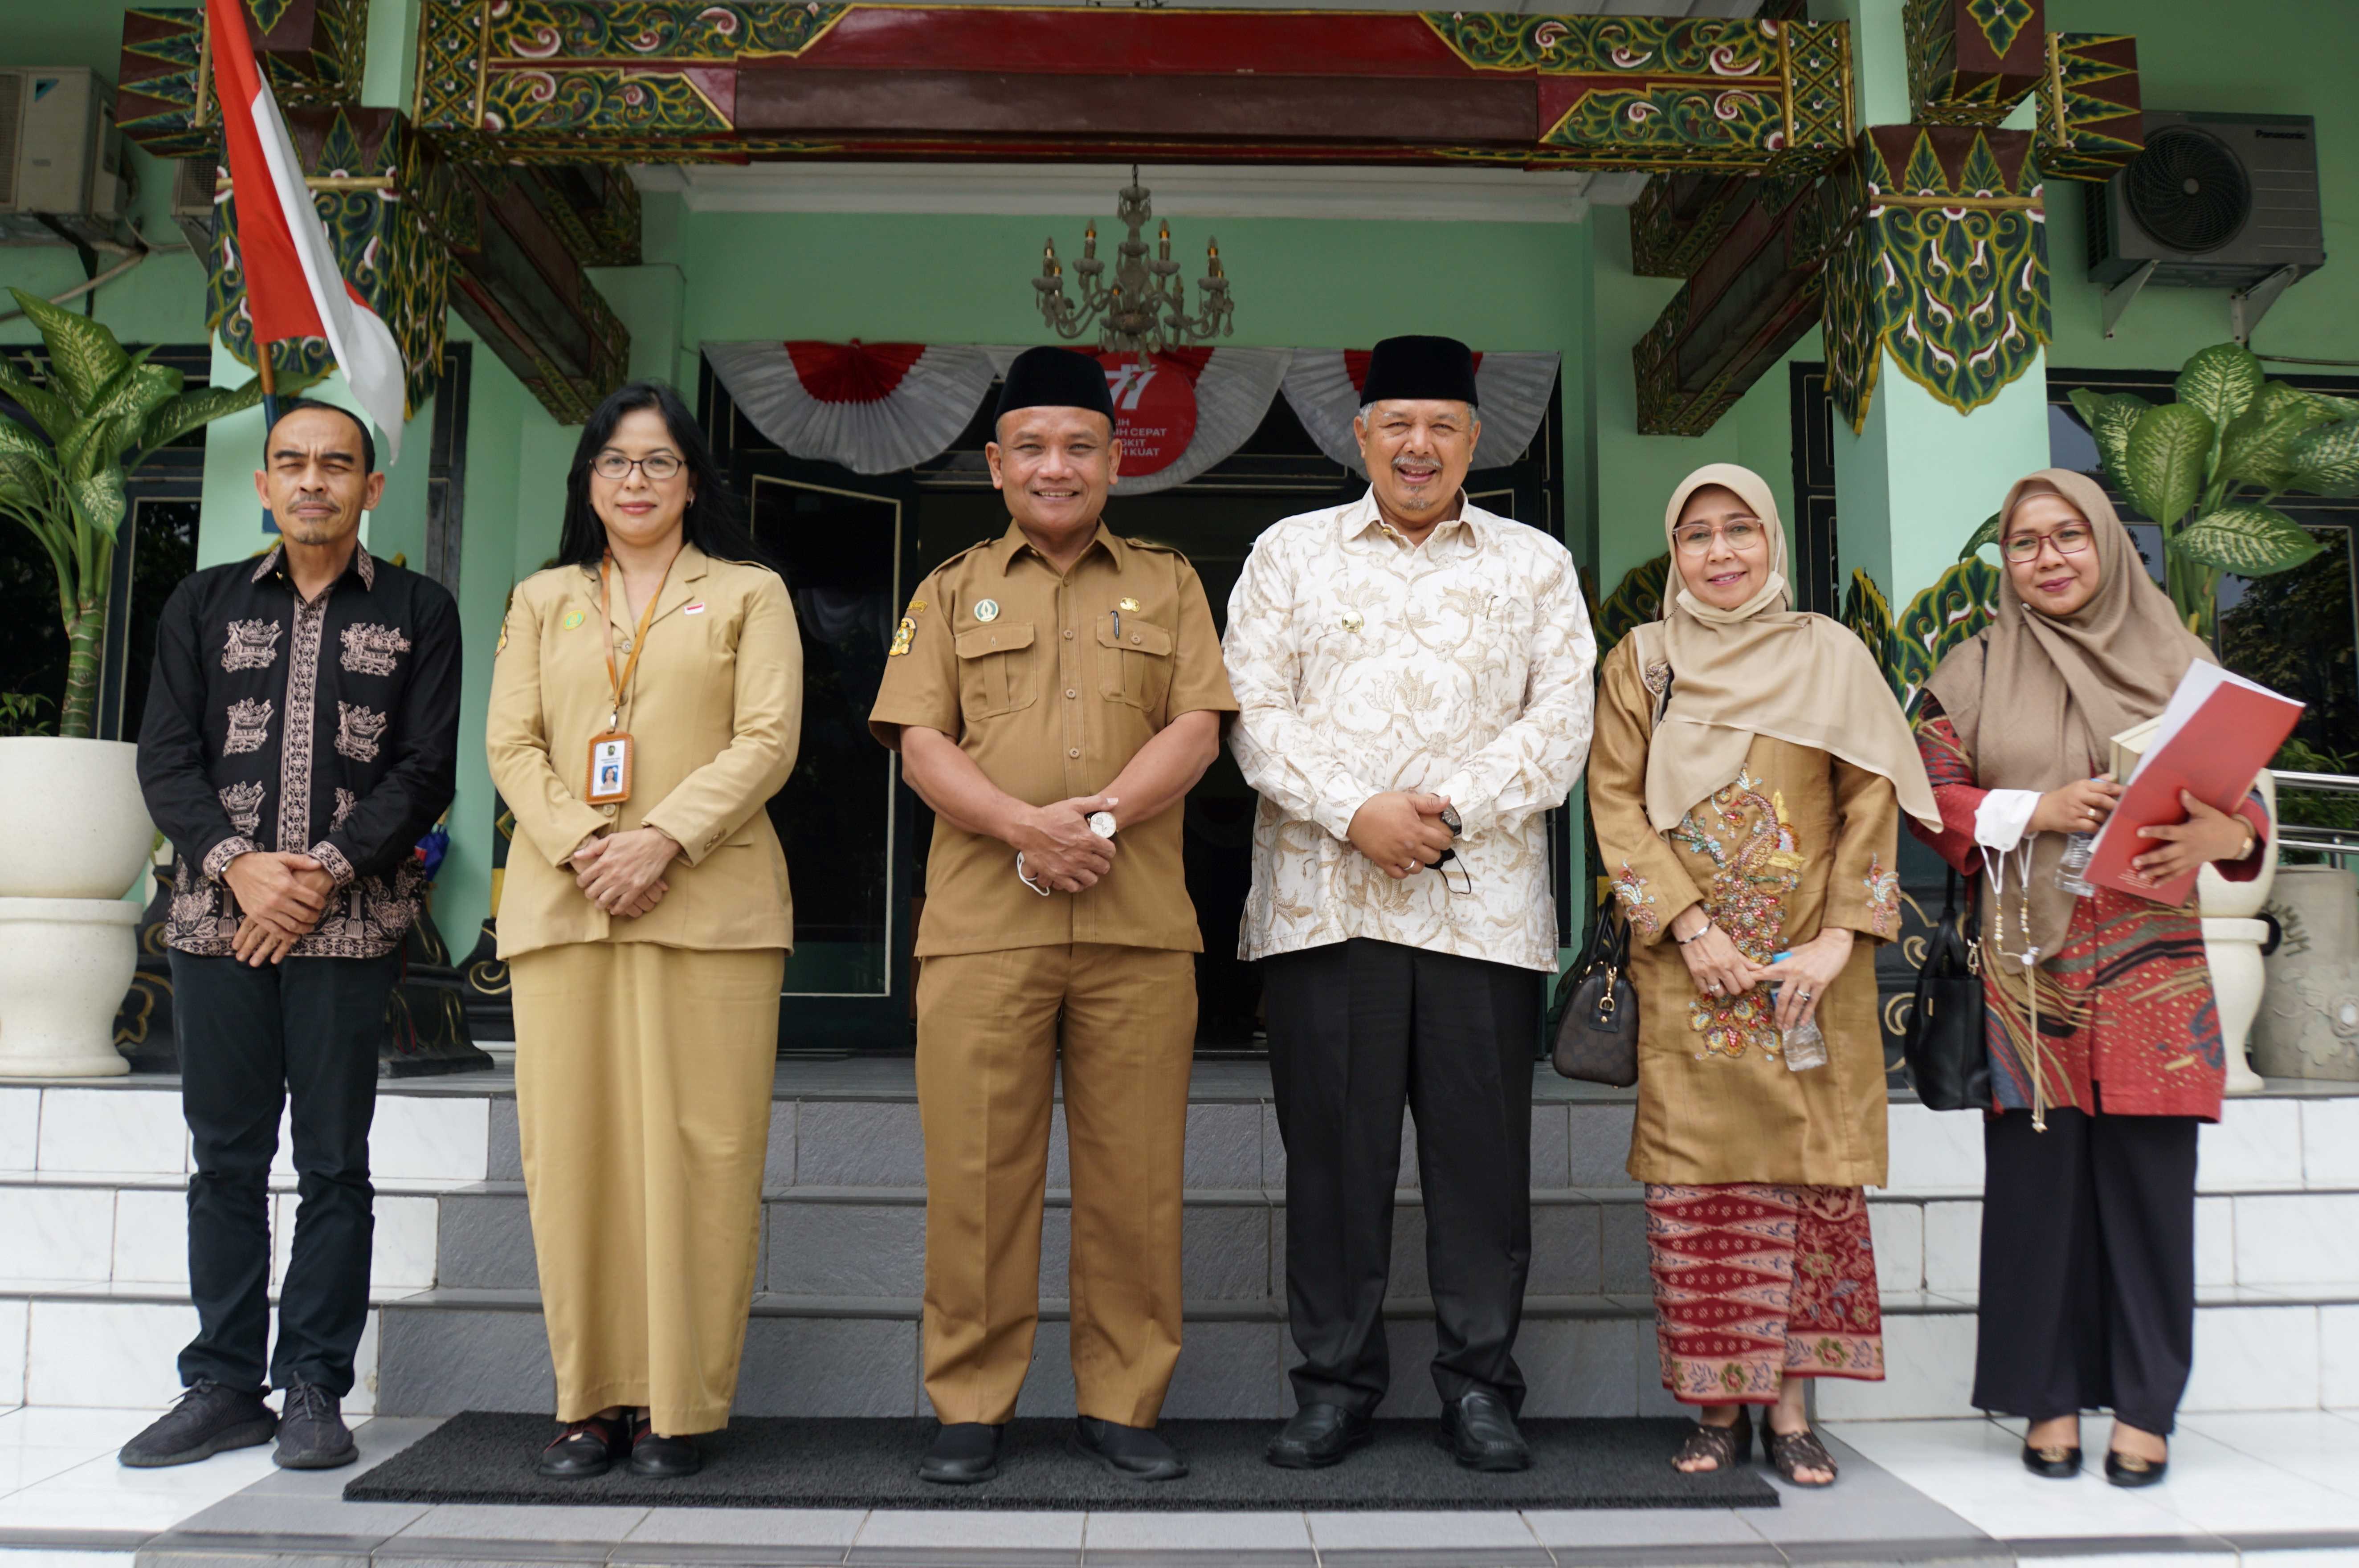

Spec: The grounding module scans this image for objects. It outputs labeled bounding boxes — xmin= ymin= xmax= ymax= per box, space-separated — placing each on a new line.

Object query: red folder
xmin=2084 ymin=664 xmax=2301 ymax=907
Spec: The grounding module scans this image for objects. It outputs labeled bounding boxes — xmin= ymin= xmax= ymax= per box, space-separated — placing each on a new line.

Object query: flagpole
xmin=257 ymin=346 xmax=279 ymax=537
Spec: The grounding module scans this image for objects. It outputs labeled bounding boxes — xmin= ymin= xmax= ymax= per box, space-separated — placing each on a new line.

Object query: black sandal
xmin=1765 ymin=1423 xmax=1839 ymax=1487
xmin=2105 ymin=1447 xmax=2168 ymax=1488
xmin=538 ymin=1414 xmax=627 ymax=1478
xmin=1672 ymin=1409 xmax=1753 ymax=1474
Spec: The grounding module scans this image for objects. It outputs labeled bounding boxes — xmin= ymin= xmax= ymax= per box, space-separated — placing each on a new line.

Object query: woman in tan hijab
xmin=1912 ymin=469 xmax=2269 ymax=1489
xmin=1590 ymin=464 xmax=1940 ymax=1488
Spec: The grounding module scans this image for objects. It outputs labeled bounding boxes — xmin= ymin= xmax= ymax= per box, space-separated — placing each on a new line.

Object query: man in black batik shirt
xmin=122 ymin=399 xmax=459 ymax=1473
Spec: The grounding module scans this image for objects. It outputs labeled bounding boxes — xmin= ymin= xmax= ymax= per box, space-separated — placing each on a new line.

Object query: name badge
xmin=587 ymin=732 xmax=633 ymax=804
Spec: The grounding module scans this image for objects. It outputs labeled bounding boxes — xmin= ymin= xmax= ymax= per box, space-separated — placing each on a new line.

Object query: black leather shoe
xmin=2106 ymin=1447 xmax=2168 ymax=1488
xmin=1264 ymin=1403 xmax=1373 ymax=1469
xmin=629 ymin=1416 xmax=702 ymax=1478
xmin=2022 ymin=1440 xmax=2083 ymax=1479
xmin=272 ymin=1380 xmax=357 ymax=1470
xmin=539 ymin=1415 xmax=628 ymax=1478
xmin=1073 ymin=1416 xmax=1188 ymax=1482
xmin=1440 ymin=1390 xmax=1531 ymax=1472
xmin=118 ymin=1381 xmax=276 ymax=1469
xmin=919 ymin=1421 xmax=1005 ymax=1485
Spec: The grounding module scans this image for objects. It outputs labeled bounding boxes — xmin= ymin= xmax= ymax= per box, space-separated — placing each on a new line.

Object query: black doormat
xmin=345 ymin=1413 xmax=1779 ymax=1511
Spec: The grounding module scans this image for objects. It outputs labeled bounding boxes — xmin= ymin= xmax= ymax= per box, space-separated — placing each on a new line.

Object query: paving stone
xmin=377 ymin=1307 xmax=555 ymax=1415
xmin=1261 ymin=1103 xmax=1287 ymax=1188
xmin=1530 ymin=1102 xmax=1572 ymax=1189
xmin=1375 ymin=1318 xmax=1442 ymax=1417
xmin=1566 ymin=1104 xmax=1638 ymax=1187
xmin=1185 ymin=1101 xmax=1264 ymax=1188
xmin=764 ymin=1104 xmax=796 ymax=1190
xmin=769 ymin=1202 xmax=924 ymax=1296
xmin=1183 ymin=1205 xmax=1272 ymax=1301
xmin=795 ymin=1100 xmax=926 ymax=1186
xmin=1519 ymin=1315 xmax=1639 ymax=1417
xmin=1601 ymin=1197 xmax=1652 ymax=1294
xmin=436 ymin=1191 xmax=537 ymax=1291
xmin=1529 ymin=1200 xmax=1603 ymax=1295
xmin=1164 ymin=1320 xmax=1285 ymax=1417
xmin=485 ymin=1098 xmax=522 ymax=1183
xmin=736 ymin=1316 xmax=919 ymax=1416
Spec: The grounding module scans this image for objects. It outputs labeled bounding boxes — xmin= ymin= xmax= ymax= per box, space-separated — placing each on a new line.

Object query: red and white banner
xmin=702 ymin=340 xmax=998 ymax=475
xmin=1281 ymin=349 xmax=1561 ymax=477
xmin=706 ymin=342 xmax=1294 ymax=495
xmin=207 ymin=0 xmax=408 ymax=465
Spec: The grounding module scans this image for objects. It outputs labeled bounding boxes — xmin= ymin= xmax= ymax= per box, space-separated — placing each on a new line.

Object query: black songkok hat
xmin=996 ymin=346 xmax=1115 ymax=425
xmin=1361 ymin=334 xmax=1479 ymax=408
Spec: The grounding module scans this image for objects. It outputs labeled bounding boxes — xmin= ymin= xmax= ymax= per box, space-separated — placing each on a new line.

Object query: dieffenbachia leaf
xmin=2218 ymin=381 xmax=2339 ymax=493
xmin=2287 ymin=416 xmax=2359 ymax=498
xmin=2175 ymin=343 xmax=2265 ymax=436
xmin=7 ymin=288 xmax=127 ymax=414
xmin=2068 ymin=388 xmax=2149 ymax=494
xmin=2173 ymin=502 xmax=2326 ymax=576
xmin=2122 ymin=402 xmax=2214 ymax=526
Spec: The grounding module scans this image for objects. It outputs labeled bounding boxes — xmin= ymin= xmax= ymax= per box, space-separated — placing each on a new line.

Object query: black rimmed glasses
xmin=592 ymin=451 xmax=685 ymax=482
xmin=2001 ymin=523 xmax=2094 ymax=563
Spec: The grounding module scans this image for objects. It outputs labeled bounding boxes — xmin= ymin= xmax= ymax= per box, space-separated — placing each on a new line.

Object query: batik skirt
xmin=1645 ymin=1182 xmax=1885 ymax=1405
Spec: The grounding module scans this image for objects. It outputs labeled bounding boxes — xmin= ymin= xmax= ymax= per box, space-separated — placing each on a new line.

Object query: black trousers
xmin=172 ymin=949 xmax=399 ymax=1397
xmin=1973 ymin=1106 xmax=2200 ymax=1437
xmin=1262 ymin=938 xmax=1540 ymax=1416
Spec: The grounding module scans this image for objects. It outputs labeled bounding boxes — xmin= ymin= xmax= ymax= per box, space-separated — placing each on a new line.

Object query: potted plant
xmin=0 ymin=289 xmax=283 ymax=1074
xmin=1963 ymin=340 xmax=2359 ymax=640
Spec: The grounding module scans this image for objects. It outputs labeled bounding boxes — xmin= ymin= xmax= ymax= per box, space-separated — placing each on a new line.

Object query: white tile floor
xmin=7 ymin=1403 xmax=2359 ymax=1561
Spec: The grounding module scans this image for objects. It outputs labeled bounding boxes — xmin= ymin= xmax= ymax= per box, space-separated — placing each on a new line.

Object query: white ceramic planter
xmin=2199 ymin=772 xmax=2279 ymax=919
xmin=0 ymin=896 xmax=140 ymax=1077
xmin=2254 ymin=865 xmax=2359 ymax=1081
xmin=2204 ymin=916 xmax=2271 ymax=1096
xmin=0 ymin=737 xmax=154 ymax=899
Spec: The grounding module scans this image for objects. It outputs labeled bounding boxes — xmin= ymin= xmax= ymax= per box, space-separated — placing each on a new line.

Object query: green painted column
xmin=1817 ymin=0 xmax=2054 ymax=617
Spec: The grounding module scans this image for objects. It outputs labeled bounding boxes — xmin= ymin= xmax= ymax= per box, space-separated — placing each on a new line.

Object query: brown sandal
xmin=1766 ymin=1424 xmax=1838 ymax=1487
xmin=1672 ymin=1409 xmax=1753 ymax=1474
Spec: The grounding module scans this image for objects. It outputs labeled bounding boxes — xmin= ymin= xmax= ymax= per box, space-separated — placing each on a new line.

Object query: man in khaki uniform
xmin=870 ymin=348 xmax=1237 ymax=1485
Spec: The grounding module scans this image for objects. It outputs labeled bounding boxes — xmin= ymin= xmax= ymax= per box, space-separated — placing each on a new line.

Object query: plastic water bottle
xmin=1769 ymin=950 xmax=1828 ymax=1072
xmin=2054 ymin=831 xmax=2098 ymax=897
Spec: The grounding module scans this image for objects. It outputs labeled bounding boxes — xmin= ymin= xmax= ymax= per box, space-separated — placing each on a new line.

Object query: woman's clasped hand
xmin=1666 ymin=905 xmax=1850 ymax=1034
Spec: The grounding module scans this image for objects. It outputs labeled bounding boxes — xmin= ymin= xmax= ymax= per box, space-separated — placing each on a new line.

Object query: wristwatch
xmin=1438 ymin=804 xmax=1462 ymax=837
xmin=1088 ymin=811 xmax=1118 ymax=839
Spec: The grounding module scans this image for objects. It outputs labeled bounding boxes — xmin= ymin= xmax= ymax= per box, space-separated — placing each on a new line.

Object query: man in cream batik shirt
xmin=1223 ymin=335 xmax=1595 ymax=1474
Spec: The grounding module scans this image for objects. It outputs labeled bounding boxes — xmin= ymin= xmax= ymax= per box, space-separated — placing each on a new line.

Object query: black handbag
xmin=1903 ymin=869 xmax=1990 ymax=1112
xmin=1549 ymin=896 xmax=1639 ymax=1087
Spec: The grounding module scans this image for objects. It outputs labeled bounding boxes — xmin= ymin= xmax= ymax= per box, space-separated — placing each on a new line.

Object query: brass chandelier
xmin=1033 ymin=168 xmax=1235 ymax=354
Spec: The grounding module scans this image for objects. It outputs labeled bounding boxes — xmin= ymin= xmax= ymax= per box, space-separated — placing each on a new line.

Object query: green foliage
xmin=2272 ymin=739 xmax=2359 ymax=861
xmin=0 ymin=693 xmax=53 ymax=738
xmin=0 ymin=288 xmax=278 ymax=737
xmin=1979 ymin=342 xmax=2357 ymax=639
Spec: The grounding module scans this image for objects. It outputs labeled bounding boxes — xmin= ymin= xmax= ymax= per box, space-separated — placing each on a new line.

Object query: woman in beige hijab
xmin=1589 ymin=464 xmax=1940 ymax=1488
xmin=1912 ymin=469 xmax=2269 ymax=1489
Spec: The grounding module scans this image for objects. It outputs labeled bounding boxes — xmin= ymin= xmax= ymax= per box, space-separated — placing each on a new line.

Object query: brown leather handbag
xmin=1549 ymin=896 xmax=1638 ymax=1087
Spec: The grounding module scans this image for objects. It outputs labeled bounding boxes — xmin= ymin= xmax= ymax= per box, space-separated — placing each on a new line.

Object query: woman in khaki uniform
xmin=1588 ymin=464 xmax=1937 ymax=1488
xmin=486 ymin=381 xmax=800 ymax=1480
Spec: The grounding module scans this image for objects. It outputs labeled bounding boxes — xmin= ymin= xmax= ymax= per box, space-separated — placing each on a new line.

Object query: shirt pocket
xmin=1096 ymin=618 xmax=1175 ymax=713
xmin=955 ymin=622 xmax=1040 ymax=720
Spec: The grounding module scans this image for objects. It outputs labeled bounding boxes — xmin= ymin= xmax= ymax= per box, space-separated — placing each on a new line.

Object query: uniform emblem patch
xmin=974 ymin=599 xmax=1000 ymax=623
xmin=889 ymin=616 xmax=917 ymax=656
xmin=1119 ymin=597 xmax=1141 ymax=613
xmin=563 ymin=610 xmax=587 ymax=629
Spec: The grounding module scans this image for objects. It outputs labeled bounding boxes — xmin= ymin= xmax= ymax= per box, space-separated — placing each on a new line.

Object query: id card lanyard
xmin=587 ymin=553 xmax=669 ymax=805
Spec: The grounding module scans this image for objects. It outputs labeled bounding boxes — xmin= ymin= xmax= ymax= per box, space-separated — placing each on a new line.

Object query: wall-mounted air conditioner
xmin=170 ymin=154 xmax=219 ymax=254
xmin=2087 ymin=111 xmax=2327 ymax=342
xmin=0 ymin=68 xmax=125 ymax=245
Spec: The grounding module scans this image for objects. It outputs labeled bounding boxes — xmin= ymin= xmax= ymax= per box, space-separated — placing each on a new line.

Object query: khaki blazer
xmin=486 ymin=544 xmax=800 ymax=961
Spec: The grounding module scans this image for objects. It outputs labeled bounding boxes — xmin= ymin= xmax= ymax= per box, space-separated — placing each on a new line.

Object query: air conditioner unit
xmin=170 ymin=154 xmax=220 ymax=254
xmin=0 ymin=67 xmax=125 ymax=243
xmin=2087 ymin=111 xmax=2326 ymax=341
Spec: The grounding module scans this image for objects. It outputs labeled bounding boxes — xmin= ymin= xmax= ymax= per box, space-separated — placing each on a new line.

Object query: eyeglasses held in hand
xmin=1672 ymin=520 xmax=1764 ymax=555
xmin=1433 ymin=847 xmax=1473 ymax=897
xmin=592 ymin=451 xmax=685 ymax=482
xmin=2001 ymin=524 xmax=2094 ymax=562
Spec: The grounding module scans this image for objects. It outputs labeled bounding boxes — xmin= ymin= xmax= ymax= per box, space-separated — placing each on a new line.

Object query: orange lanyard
xmin=597 ymin=553 xmax=670 ymax=732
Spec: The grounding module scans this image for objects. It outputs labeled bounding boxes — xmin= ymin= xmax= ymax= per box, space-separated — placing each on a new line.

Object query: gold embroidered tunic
xmin=1588 ymin=637 xmax=1899 ymax=1189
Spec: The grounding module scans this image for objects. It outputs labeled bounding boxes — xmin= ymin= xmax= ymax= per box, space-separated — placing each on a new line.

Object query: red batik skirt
xmin=1645 ymin=1183 xmax=1885 ymax=1405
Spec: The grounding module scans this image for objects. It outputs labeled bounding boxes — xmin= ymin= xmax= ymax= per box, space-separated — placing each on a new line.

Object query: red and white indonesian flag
xmin=207 ymin=0 xmax=408 ymax=466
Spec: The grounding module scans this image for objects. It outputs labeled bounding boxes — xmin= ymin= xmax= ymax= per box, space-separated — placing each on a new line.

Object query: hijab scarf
xmin=1641 ymin=463 xmax=1941 ymax=836
xmin=1921 ymin=468 xmax=2213 ymax=962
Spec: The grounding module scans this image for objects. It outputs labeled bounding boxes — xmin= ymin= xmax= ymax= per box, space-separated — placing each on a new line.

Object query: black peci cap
xmin=996 ymin=346 xmax=1116 ymax=425
xmin=1361 ymin=334 xmax=1478 ymax=408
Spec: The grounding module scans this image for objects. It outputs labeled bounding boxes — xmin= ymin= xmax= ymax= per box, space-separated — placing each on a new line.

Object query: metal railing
xmin=2274 ymin=770 xmax=2359 ymax=868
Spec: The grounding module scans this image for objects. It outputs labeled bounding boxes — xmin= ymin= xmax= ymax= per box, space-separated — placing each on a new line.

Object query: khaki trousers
xmin=513 ymin=941 xmax=784 ymax=1435
xmin=916 ymin=943 xmax=1196 ymax=1427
